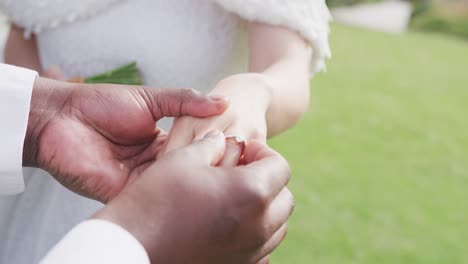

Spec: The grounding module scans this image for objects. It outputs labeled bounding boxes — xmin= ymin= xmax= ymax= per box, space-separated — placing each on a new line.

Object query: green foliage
xmin=326 ymin=0 xmax=383 ymax=7
xmin=269 ymin=25 xmax=468 ymax=264
xmin=411 ymin=12 xmax=468 ymax=39
xmin=85 ymin=62 xmax=143 ymax=85
xmin=408 ymin=0 xmax=468 ymax=39
xmin=410 ymin=0 xmax=431 ymax=18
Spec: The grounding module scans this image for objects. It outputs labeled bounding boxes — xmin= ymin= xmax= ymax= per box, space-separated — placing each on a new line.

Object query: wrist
xmin=23 ymin=77 xmax=74 ymax=167
xmin=93 ymin=194 xmax=160 ymax=262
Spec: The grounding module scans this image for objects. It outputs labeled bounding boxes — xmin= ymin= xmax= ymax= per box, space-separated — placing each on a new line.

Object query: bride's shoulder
xmin=214 ymin=0 xmax=332 ymax=73
xmin=0 ymin=0 xmax=122 ymax=36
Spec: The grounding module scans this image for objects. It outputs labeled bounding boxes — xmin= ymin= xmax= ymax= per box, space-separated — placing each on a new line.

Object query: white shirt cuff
xmin=0 ymin=63 xmax=37 ymax=195
xmin=40 ymin=219 xmax=150 ymax=264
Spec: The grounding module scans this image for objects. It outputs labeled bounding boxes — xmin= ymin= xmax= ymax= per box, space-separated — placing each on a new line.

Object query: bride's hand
xmin=24 ymin=77 xmax=229 ymax=203
xmin=161 ymin=73 xmax=272 ymax=165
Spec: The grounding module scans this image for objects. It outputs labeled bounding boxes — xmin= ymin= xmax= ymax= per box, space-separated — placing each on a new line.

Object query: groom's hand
xmin=23 ymin=77 xmax=229 ymax=203
xmin=95 ymin=131 xmax=294 ymax=264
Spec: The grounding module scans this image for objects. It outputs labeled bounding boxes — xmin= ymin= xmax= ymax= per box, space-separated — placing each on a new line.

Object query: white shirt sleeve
xmin=0 ymin=64 xmax=149 ymax=263
xmin=214 ymin=0 xmax=332 ymax=74
xmin=0 ymin=63 xmax=37 ymax=195
xmin=41 ymin=219 xmax=150 ymax=264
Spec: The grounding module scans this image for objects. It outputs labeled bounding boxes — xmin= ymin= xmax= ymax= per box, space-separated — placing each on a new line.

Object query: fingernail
xmin=209 ymin=95 xmax=229 ymax=102
xmin=204 ymin=130 xmax=221 ymax=139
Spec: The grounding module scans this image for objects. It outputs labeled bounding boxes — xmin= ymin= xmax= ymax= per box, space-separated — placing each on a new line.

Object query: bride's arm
xmin=4 ymin=24 xmax=42 ymax=72
xmin=202 ymin=22 xmax=312 ymax=138
xmin=161 ymin=22 xmax=313 ymax=156
xmin=247 ymin=22 xmax=311 ymax=136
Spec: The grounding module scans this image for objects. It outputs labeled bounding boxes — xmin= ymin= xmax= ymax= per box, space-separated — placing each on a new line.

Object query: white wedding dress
xmin=0 ymin=0 xmax=331 ymax=263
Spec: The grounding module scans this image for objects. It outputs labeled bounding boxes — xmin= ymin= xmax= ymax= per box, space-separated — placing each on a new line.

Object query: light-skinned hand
xmin=161 ymin=73 xmax=272 ymax=164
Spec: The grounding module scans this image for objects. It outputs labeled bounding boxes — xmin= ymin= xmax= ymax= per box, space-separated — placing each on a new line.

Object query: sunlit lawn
xmin=269 ymin=24 xmax=468 ymax=263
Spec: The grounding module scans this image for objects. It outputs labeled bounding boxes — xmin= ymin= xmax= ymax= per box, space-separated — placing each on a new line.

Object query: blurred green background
xmin=269 ymin=24 xmax=468 ymax=263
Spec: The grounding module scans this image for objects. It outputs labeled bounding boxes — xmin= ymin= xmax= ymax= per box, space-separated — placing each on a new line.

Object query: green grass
xmin=269 ymin=24 xmax=468 ymax=263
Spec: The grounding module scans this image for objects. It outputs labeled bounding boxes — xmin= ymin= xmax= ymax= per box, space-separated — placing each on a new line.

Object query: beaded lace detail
xmin=0 ymin=0 xmax=122 ymax=37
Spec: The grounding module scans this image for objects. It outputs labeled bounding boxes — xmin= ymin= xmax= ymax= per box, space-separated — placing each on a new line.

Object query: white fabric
xmin=0 ymin=169 xmax=106 ymax=263
xmin=0 ymin=65 xmax=148 ymax=264
xmin=0 ymin=0 xmax=331 ymax=263
xmin=36 ymin=0 xmax=241 ymax=94
xmin=0 ymin=0 xmax=331 ymax=75
xmin=0 ymin=63 xmax=36 ymax=195
xmin=41 ymin=220 xmax=150 ymax=264
xmin=0 ymin=0 xmax=122 ymax=37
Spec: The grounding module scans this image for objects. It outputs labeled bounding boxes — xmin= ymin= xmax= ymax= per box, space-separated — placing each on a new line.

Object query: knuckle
xmin=250 ymin=130 xmax=267 ymax=141
xmin=245 ymin=180 xmax=269 ymax=208
xmin=233 ymin=174 xmax=268 ymax=209
xmin=180 ymin=88 xmax=198 ymax=100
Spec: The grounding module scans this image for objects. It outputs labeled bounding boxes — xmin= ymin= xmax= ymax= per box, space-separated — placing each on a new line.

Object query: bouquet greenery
xmin=70 ymin=62 xmax=143 ymax=85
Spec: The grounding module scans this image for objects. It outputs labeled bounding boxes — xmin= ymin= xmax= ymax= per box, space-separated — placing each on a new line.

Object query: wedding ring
xmin=225 ymin=135 xmax=245 ymax=143
xmin=225 ymin=135 xmax=246 ymax=161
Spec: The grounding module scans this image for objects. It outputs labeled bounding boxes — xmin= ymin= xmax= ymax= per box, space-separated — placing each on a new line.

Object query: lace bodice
xmin=0 ymin=0 xmax=331 ymax=82
xmin=0 ymin=0 xmax=121 ymax=37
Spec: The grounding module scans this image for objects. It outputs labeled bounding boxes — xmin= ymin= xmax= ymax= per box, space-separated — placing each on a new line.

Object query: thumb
xmin=144 ymin=88 xmax=229 ymax=120
xmin=174 ymin=130 xmax=226 ymax=166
